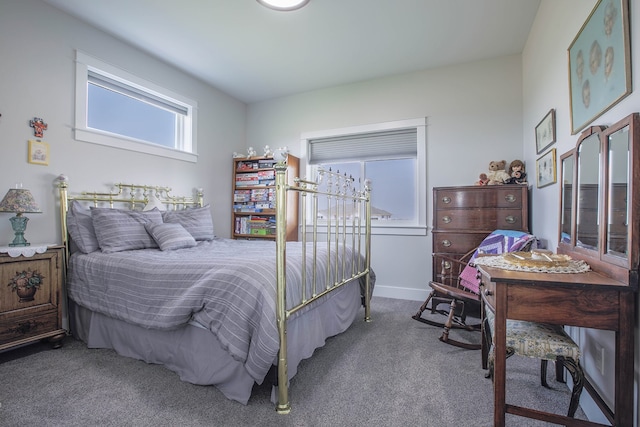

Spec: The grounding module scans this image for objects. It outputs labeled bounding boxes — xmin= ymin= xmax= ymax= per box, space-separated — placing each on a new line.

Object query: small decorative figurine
xmin=247 ymin=147 xmax=257 ymax=158
xmin=263 ymin=145 xmax=274 ymax=157
xmin=273 ymin=146 xmax=289 ymax=162
xmin=29 ymin=117 xmax=48 ymax=138
xmin=232 ymin=152 xmax=245 ymax=158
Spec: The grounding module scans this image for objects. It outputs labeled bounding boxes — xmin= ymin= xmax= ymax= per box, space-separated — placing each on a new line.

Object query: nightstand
xmin=0 ymin=245 xmax=66 ymax=351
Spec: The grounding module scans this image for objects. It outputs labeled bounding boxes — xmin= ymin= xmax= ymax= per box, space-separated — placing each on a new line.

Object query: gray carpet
xmin=0 ymin=297 xmax=587 ymax=426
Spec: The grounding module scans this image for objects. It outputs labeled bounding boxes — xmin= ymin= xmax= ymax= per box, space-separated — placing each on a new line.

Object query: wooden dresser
xmin=432 ymin=185 xmax=529 ymax=283
xmin=0 ymin=246 xmax=66 ymax=351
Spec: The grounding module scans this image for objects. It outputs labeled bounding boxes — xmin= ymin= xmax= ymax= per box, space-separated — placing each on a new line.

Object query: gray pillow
xmin=145 ymin=222 xmax=196 ymax=251
xmin=91 ymin=208 xmax=163 ymax=253
xmin=161 ymin=205 xmax=214 ymax=241
xmin=66 ymin=200 xmax=99 ymax=253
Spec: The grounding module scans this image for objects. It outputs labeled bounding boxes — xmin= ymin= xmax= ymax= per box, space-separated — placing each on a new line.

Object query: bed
xmin=56 ymin=163 xmax=373 ymax=413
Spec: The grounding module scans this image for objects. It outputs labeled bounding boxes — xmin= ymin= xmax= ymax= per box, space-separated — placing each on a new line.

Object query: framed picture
xmin=536 ymin=148 xmax=557 ymax=188
xmin=28 ymin=139 xmax=49 ymax=165
xmin=535 ymin=109 xmax=556 ymax=154
xmin=568 ymin=0 xmax=631 ymax=135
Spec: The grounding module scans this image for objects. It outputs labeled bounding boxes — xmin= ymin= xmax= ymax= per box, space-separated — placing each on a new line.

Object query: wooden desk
xmin=478 ymin=266 xmax=635 ymax=427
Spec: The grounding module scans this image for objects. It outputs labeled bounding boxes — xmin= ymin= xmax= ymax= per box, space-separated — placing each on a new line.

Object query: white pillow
xmin=144 ymin=194 xmax=166 ymax=211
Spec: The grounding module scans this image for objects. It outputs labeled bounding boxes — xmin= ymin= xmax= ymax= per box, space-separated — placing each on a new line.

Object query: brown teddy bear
xmin=486 ymin=160 xmax=510 ymax=185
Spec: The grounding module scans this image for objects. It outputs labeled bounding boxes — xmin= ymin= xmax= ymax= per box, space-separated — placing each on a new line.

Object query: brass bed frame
xmin=57 ymin=160 xmax=372 ymax=413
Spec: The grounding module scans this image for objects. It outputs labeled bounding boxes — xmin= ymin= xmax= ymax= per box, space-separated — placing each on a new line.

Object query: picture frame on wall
xmin=536 ymin=148 xmax=557 ymax=188
xmin=535 ymin=109 xmax=556 ymax=154
xmin=28 ymin=139 xmax=49 ymax=166
xmin=568 ymin=0 xmax=631 ymax=135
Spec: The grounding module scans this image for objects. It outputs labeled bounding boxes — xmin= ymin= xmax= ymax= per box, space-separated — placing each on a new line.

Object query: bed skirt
xmin=68 ymin=278 xmax=363 ymax=405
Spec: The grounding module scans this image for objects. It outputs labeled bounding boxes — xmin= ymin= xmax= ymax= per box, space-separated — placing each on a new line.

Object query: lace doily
xmin=473 ymin=255 xmax=591 ymax=273
xmin=0 ymin=244 xmax=53 ymax=258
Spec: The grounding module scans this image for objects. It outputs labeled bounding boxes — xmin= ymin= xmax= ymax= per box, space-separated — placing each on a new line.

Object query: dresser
xmin=0 ymin=245 xmax=66 ymax=351
xmin=432 ymin=185 xmax=529 ymax=284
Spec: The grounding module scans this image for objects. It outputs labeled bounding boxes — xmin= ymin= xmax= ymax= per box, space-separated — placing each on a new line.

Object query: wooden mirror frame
xmin=558 ymin=112 xmax=640 ymax=287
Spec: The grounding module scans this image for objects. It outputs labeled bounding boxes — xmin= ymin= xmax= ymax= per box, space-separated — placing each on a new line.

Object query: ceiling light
xmin=257 ymin=0 xmax=310 ymax=11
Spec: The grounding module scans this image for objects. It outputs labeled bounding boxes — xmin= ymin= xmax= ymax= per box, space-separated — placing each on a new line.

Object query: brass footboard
xmin=274 ymin=163 xmax=372 ymax=414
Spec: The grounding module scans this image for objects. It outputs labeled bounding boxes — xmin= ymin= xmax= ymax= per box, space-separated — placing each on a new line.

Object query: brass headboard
xmin=56 ymin=176 xmax=204 ymax=262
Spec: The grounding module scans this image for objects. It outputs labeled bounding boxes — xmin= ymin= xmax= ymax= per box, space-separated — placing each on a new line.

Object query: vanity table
xmin=480 ymin=113 xmax=639 ymax=426
xmin=478 ymin=266 xmax=634 ymax=426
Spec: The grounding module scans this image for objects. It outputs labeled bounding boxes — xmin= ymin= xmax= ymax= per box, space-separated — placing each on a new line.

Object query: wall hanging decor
xmin=29 ymin=117 xmax=48 ymax=138
xmin=536 ymin=148 xmax=557 ymax=188
xmin=568 ymin=0 xmax=631 ymax=134
xmin=28 ymin=139 xmax=49 ymax=165
xmin=535 ymin=109 xmax=556 ymax=154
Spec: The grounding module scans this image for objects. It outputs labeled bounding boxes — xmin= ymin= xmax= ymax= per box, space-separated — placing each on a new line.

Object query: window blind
xmin=88 ymin=70 xmax=188 ymax=115
xmin=308 ymin=128 xmax=417 ymax=164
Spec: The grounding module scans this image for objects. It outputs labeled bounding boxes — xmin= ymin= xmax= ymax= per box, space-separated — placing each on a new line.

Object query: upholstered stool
xmin=484 ymin=309 xmax=584 ymax=418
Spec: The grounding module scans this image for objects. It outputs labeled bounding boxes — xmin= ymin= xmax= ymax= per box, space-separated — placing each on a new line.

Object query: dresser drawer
xmin=435 ymin=209 xmax=524 ymax=231
xmin=432 ymin=232 xmax=488 ymax=253
xmin=0 ymin=311 xmax=59 ymax=345
xmin=434 ymin=186 xmax=525 ymax=210
xmin=479 ymin=270 xmax=495 ymax=311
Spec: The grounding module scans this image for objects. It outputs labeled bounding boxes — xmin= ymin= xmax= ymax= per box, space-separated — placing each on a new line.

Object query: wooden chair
xmin=483 ymin=309 xmax=585 ymax=418
xmin=412 ymin=230 xmax=537 ymax=350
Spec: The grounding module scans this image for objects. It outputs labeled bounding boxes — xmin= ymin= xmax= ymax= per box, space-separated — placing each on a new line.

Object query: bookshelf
xmin=232 ymin=155 xmax=299 ymax=241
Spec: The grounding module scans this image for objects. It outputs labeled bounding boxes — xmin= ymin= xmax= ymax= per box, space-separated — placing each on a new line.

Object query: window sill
xmin=75 ymin=128 xmax=198 ymax=163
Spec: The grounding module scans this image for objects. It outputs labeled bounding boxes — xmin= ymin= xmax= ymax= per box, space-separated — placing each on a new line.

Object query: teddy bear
xmin=485 ymin=160 xmax=510 ymax=185
xmin=506 ymin=159 xmax=527 ymax=184
xmin=475 ymin=173 xmax=489 ymax=186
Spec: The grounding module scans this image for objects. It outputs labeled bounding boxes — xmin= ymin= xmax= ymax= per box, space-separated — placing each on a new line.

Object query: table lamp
xmin=0 ymin=188 xmax=42 ymax=246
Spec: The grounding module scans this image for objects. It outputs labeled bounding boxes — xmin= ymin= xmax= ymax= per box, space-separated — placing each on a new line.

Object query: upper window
xmin=74 ymin=51 xmax=198 ymax=162
xmin=302 ymin=118 xmax=427 ymax=236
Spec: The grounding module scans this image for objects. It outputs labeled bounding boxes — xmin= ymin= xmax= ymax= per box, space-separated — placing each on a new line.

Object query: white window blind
xmin=308 ymin=128 xmax=417 ymax=164
xmin=88 ymin=70 xmax=189 ymax=115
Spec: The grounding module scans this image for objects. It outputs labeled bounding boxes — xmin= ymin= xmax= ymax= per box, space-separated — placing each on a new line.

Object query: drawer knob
xmin=442 ymin=215 xmax=451 ymax=224
xmin=505 ymin=194 xmax=516 ymax=203
xmin=484 ymin=289 xmax=493 ymax=296
xmin=442 ymin=196 xmax=451 ymax=204
xmin=442 ymin=239 xmax=451 ymax=247
xmin=442 ymin=261 xmax=451 ymax=270
xmin=505 ymin=215 xmax=516 ymax=224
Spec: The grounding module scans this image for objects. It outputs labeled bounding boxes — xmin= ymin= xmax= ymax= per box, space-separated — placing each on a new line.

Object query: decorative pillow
xmin=143 ymin=194 xmax=166 ymax=212
xmin=66 ymin=200 xmax=99 ymax=253
xmin=144 ymin=222 xmax=197 ymax=251
xmin=161 ymin=205 xmax=214 ymax=241
xmin=91 ymin=208 xmax=163 ymax=253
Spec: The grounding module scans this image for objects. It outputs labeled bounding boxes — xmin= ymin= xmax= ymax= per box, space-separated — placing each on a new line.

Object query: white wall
xmin=0 ymin=0 xmax=247 ymax=245
xmin=247 ymin=55 xmax=525 ymax=300
xmin=523 ymin=1 xmax=640 ymax=424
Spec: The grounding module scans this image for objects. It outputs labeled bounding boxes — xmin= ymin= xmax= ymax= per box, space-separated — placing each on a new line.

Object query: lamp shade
xmin=0 ymin=189 xmax=42 ymax=214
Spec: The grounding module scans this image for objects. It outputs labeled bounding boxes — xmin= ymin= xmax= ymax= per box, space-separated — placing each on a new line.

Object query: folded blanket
xmin=458 ymin=230 xmax=537 ymax=294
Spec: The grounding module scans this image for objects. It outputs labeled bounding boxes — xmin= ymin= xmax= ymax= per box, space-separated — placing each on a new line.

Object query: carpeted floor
xmin=0 ymin=296 xmax=587 ymax=426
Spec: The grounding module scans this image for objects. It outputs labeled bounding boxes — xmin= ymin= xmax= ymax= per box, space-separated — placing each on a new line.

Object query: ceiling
xmin=43 ymin=0 xmax=541 ymax=104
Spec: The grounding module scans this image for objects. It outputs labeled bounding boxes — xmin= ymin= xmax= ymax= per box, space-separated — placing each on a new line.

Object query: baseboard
xmin=372 ymin=285 xmax=429 ymax=301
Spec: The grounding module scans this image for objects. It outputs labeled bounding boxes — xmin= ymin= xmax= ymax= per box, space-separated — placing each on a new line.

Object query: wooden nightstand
xmin=0 ymin=245 xmax=66 ymax=351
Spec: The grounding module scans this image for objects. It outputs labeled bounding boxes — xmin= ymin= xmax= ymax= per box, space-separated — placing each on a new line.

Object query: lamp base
xmin=8 ymin=215 xmax=31 ymax=247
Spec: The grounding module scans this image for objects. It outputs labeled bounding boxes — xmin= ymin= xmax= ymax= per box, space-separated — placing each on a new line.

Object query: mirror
xmin=558 ymin=113 xmax=639 ymax=286
xmin=560 ymin=154 xmax=574 ymax=244
xmin=575 ymin=133 xmax=601 ymax=250
xmin=606 ymin=125 xmax=630 ymax=257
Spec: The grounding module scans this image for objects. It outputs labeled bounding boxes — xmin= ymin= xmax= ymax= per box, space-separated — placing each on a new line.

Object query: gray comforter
xmin=67 ymin=237 xmax=371 ymax=383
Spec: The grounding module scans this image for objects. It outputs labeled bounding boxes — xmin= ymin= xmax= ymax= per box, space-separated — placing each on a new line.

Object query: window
xmin=302 ymin=118 xmax=427 ymax=235
xmin=74 ymin=51 xmax=198 ymax=162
